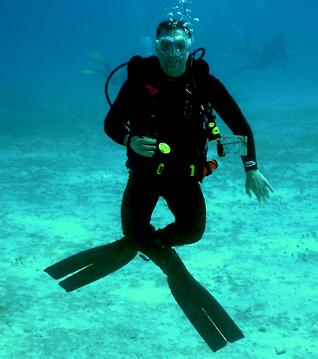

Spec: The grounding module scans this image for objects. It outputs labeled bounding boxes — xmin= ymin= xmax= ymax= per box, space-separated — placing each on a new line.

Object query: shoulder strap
xmin=127 ymin=55 xmax=142 ymax=83
xmin=127 ymin=55 xmax=159 ymax=85
xmin=193 ymin=58 xmax=210 ymax=75
xmin=105 ymin=55 xmax=159 ymax=107
xmin=190 ymin=58 xmax=210 ymax=94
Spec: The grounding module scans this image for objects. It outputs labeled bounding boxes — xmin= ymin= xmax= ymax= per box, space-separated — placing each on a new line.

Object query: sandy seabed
xmin=0 ymin=102 xmax=317 ymax=359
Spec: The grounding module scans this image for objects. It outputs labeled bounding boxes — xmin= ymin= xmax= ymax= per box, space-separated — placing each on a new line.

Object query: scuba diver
xmin=44 ymin=19 xmax=273 ymax=352
xmin=231 ymin=32 xmax=289 ymax=77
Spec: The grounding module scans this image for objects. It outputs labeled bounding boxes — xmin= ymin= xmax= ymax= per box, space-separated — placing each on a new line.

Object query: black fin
xmin=44 ymin=238 xmax=137 ymax=292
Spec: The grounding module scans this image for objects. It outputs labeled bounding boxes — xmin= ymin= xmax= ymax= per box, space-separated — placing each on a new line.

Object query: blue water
xmin=1 ymin=0 xmax=317 ymax=135
xmin=1 ymin=1 xmax=317 ymax=358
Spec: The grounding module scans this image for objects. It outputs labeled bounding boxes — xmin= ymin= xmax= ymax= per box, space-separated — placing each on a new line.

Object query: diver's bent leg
xmin=121 ymin=173 xmax=159 ymax=245
xmin=156 ymin=179 xmax=206 ymax=247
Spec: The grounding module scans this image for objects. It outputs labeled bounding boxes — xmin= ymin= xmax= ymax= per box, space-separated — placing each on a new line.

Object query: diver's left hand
xmin=245 ymin=170 xmax=274 ymax=202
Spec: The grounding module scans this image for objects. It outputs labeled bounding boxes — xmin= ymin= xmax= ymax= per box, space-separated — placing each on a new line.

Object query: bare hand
xmin=129 ymin=136 xmax=157 ymax=157
xmin=245 ymin=170 xmax=274 ymax=202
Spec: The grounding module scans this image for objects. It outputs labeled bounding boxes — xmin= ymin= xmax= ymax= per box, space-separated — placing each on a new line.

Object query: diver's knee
xmin=184 ymin=230 xmax=204 ymax=244
xmin=182 ymin=219 xmax=206 ymax=244
xmin=123 ymin=224 xmax=156 ymax=245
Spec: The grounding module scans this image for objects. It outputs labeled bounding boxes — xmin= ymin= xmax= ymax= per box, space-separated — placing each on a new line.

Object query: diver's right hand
xmin=129 ymin=136 xmax=157 ymax=157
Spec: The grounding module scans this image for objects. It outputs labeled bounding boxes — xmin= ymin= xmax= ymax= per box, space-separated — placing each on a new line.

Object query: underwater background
xmin=0 ymin=0 xmax=317 ymax=358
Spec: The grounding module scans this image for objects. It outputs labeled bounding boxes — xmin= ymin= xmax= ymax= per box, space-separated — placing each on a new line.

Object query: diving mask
xmin=156 ymin=36 xmax=191 ymax=56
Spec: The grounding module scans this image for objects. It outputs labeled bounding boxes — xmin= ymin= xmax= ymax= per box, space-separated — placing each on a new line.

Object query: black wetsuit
xmin=104 ymin=56 xmax=258 ymax=247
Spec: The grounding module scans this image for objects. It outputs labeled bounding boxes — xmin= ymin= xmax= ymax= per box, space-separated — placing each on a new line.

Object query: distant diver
xmin=231 ymin=32 xmax=289 ymax=76
xmin=82 ymin=51 xmax=127 ymax=86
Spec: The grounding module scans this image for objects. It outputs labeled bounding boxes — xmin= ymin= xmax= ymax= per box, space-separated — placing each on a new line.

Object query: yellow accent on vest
xmin=189 ymin=164 xmax=195 ymax=177
xmin=158 ymin=142 xmax=171 ymax=154
xmin=156 ymin=163 xmax=165 ymax=175
xmin=212 ymin=127 xmax=220 ymax=135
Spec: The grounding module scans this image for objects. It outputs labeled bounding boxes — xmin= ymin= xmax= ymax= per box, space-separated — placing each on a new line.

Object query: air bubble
xmin=164 ymin=0 xmax=199 ymax=35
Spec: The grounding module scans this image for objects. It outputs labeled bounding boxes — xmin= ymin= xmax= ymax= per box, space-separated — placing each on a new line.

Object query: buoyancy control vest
xmin=123 ymin=54 xmax=221 ymax=181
